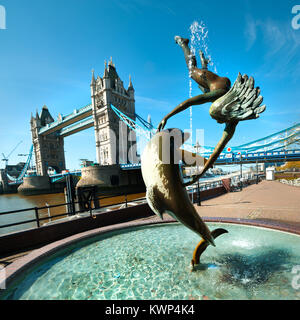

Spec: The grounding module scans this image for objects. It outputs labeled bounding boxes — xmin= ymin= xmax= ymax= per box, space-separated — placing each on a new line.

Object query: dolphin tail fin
xmin=146 ymin=185 xmax=165 ymax=220
xmin=191 ymin=228 xmax=228 ymax=269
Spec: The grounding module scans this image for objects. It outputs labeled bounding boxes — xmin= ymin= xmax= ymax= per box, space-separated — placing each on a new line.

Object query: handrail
xmin=0 ymin=176 xmax=241 ymax=233
xmin=0 ymin=193 xmax=147 ymax=232
xmin=0 ymin=193 xmax=140 ymax=216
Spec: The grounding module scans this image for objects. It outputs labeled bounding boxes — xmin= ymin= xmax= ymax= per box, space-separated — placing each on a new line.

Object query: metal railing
xmin=0 ymin=193 xmax=146 ymax=233
xmin=0 ymin=176 xmax=263 ymax=235
xmin=186 ymin=179 xmax=223 ymax=193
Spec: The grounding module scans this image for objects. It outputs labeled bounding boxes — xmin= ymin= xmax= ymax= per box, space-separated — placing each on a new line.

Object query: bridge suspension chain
xmin=110 ymin=104 xmax=156 ymax=139
xmin=110 ymin=104 xmax=300 ymax=155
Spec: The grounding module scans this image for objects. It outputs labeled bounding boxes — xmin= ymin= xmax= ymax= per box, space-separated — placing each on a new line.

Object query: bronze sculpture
xmin=157 ymin=36 xmax=231 ymax=132
xmin=142 ymin=35 xmax=266 ymax=269
xmin=141 ymin=129 xmax=225 ymax=248
xmin=158 ymin=36 xmax=266 ymax=185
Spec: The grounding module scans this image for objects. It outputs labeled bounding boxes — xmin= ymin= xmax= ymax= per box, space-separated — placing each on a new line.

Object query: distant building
xmin=80 ymin=159 xmax=94 ymax=168
xmin=30 ymin=106 xmax=66 ymax=176
xmin=90 ymin=58 xmax=136 ymax=166
xmin=6 ymin=162 xmax=25 ymax=178
xmin=30 ymin=59 xmax=137 ymax=176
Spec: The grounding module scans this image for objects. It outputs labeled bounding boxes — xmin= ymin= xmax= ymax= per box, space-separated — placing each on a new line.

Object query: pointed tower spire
xmin=91 ymin=69 xmax=96 ymax=86
xmin=128 ymin=75 xmax=134 ymax=90
xmin=36 ymin=109 xmax=40 ymax=120
xmin=103 ymin=60 xmax=109 ymax=78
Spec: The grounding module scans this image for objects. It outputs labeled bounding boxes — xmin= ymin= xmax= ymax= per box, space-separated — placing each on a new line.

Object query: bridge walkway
xmin=196 ymin=180 xmax=300 ymax=229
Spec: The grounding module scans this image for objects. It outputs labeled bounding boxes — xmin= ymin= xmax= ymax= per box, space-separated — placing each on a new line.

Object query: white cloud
xmin=263 ymin=20 xmax=287 ymax=56
xmin=245 ymin=16 xmax=300 ymax=79
xmin=245 ymin=16 xmax=258 ymax=50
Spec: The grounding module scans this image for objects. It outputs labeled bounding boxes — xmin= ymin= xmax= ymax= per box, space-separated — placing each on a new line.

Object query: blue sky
xmin=0 ymin=0 xmax=299 ymax=170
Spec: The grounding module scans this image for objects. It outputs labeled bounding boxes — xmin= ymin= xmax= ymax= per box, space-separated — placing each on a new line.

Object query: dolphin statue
xmin=141 ymin=128 xmax=228 ymax=266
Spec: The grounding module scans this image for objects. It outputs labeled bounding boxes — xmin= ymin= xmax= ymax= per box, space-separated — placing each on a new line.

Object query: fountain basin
xmin=1 ymin=219 xmax=300 ymax=300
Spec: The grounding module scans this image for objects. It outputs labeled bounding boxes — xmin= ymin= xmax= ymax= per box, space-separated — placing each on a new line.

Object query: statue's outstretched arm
xmin=157 ymin=89 xmax=227 ymax=132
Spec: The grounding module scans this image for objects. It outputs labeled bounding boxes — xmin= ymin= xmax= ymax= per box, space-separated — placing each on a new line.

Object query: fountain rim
xmin=2 ymin=216 xmax=300 ymax=291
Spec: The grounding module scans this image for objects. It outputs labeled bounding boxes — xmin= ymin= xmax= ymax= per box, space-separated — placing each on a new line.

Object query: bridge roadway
xmin=38 ymin=104 xmax=92 ymax=136
xmin=120 ymin=149 xmax=300 ymax=169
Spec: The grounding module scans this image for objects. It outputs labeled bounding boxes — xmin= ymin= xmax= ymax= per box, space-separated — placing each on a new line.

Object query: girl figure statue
xmin=158 ymin=36 xmax=265 ymax=186
xmin=157 ymin=36 xmax=231 ymax=131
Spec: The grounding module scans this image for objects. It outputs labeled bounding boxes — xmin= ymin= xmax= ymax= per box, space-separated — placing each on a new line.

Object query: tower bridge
xmin=30 ymin=59 xmax=136 ymax=177
xmin=24 ymin=55 xmax=300 ymax=182
xmin=1 ymin=60 xmax=300 ymax=195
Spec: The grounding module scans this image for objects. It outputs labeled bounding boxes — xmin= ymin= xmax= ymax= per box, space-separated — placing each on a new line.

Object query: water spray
xmin=188 ymin=20 xmax=217 ymax=145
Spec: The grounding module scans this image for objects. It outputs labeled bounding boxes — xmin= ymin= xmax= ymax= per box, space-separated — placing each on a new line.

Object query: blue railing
xmin=215 ymin=149 xmax=300 ymax=164
xmin=50 ymin=171 xmax=82 ymax=183
xmin=121 ymin=149 xmax=300 ymax=169
xmin=120 ymin=163 xmax=142 ymax=170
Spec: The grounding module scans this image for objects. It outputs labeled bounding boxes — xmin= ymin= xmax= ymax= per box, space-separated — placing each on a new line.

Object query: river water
xmin=0 ymin=192 xmax=146 ymax=237
xmin=0 ymin=193 xmax=66 ymax=236
xmin=0 ymin=171 xmax=243 ymax=237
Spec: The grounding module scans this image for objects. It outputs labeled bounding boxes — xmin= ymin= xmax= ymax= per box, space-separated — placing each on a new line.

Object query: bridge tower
xmin=91 ymin=58 xmax=137 ymax=165
xmin=30 ymin=106 xmax=66 ymax=176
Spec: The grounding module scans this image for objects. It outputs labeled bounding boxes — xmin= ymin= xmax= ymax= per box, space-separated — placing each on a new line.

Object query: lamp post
xmin=256 ymin=160 xmax=259 ymax=184
xmin=194 ymin=141 xmax=201 ymax=206
xmin=238 ymin=152 xmax=243 ymax=191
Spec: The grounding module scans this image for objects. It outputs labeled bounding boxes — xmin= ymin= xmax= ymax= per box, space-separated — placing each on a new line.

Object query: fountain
xmin=153 ymin=26 xmax=266 ymax=267
xmin=1 ymin=221 xmax=300 ymax=300
xmin=2 ymin=27 xmax=298 ymax=301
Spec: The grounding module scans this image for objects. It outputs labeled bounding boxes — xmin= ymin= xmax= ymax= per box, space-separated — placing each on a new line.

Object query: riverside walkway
xmin=195 ymin=179 xmax=300 ymax=229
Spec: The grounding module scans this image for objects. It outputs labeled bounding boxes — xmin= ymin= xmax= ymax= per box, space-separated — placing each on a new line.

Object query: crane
xmin=1 ymin=141 xmax=23 ymax=168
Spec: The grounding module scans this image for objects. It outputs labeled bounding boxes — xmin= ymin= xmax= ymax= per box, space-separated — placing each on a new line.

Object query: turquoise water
xmin=1 ymin=223 xmax=300 ymax=300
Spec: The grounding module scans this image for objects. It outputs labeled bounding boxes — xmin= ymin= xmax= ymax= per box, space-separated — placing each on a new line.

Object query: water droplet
xmin=208 ymin=264 xmax=219 ymax=269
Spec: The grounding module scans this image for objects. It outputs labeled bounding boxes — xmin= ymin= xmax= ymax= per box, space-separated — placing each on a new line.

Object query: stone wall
xmin=18 ymin=176 xmax=51 ymax=195
xmin=76 ymin=165 xmax=144 ymax=190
